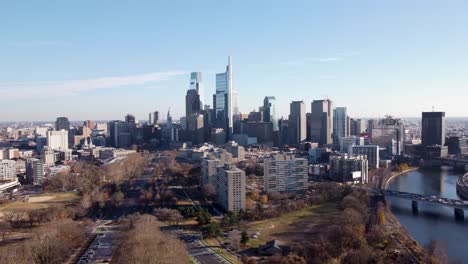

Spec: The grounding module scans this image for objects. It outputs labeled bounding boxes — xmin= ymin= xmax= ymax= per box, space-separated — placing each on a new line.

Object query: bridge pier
xmin=454 ymin=208 xmax=464 ymax=221
xmin=412 ymin=200 xmax=419 ymax=214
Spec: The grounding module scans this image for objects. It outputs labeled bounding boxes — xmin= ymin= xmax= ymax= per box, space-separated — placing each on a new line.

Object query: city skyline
xmin=1 ymin=1 xmax=468 ymax=121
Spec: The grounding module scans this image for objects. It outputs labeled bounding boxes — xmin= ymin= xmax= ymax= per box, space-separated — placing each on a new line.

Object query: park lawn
xmin=247 ymin=202 xmax=340 ymax=248
xmin=0 ymin=191 xmax=80 ymax=212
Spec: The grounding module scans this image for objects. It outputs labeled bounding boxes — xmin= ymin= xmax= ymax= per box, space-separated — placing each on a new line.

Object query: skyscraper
xmin=215 ymin=56 xmax=233 ymax=139
xmin=350 ymin=118 xmax=366 ymax=136
xmin=149 ymin=111 xmax=159 ymax=125
xmin=333 ymin=107 xmax=349 ymax=144
xmin=288 ymin=101 xmax=306 ymax=144
xmin=125 ymin=114 xmax=136 ymax=124
xmin=190 ymin=72 xmax=205 ymax=108
xmin=310 ymin=99 xmax=333 ymax=146
xmin=263 ymin=96 xmax=278 ymax=131
xmin=422 ymin=112 xmax=446 ymax=146
xmin=370 ymin=116 xmax=405 ymax=156
xmin=55 ymin=117 xmax=70 ymax=131
xmin=185 ymin=89 xmax=201 ymax=118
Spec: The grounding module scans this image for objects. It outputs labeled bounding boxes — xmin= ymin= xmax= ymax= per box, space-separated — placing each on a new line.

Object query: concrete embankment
xmin=384 ymin=168 xmax=419 ymax=190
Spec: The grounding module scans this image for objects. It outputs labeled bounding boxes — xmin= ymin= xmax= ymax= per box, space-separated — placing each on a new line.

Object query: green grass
xmin=247 ymin=202 xmax=339 ymax=247
xmin=0 ymin=191 xmax=80 ymax=212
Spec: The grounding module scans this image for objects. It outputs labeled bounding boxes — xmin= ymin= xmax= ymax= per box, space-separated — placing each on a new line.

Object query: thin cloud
xmin=0 ymin=71 xmax=187 ymax=100
xmin=6 ymin=40 xmax=70 ymax=47
xmin=281 ymin=57 xmax=342 ymax=66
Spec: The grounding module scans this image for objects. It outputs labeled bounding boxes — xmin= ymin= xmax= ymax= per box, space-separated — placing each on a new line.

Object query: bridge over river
xmin=358 ymin=187 xmax=468 ymax=220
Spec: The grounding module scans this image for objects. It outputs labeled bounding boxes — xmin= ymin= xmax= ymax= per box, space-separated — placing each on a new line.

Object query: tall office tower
xmin=422 ymin=112 xmax=446 ymax=146
xmin=125 ymin=114 xmax=136 ymax=124
xmin=329 ymin=154 xmax=369 ymax=184
xmin=185 ymin=89 xmax=201 ymax=119
xmin=215 ymin=56 xmax=233 ymax=139
xmin=107 ymin=120 xmax=133 ymax=148
xmin=83 ymin=120 xmax=94 ymax=129
xmin=264 ymin=154 xmax=308 ymax=193
xmin=350 ymin=118 xmax=366 ymax=136
xmin=149 ymin=111 xmax=159 ymax=125
xmin=187 ymin=114 xmax=204 ymax=144
xmin=190 ymin=72 xmax=204 ymax=108
xmin=333 ymin=107 xmax=349 ymax=144
xmin=166 ymin=109 xmax=172 ymax=126
xmin=232 ymin=89 xmax=239 ymax=115
xmin=0 ymin=160 xmax=16 ymax=180
xmin=47 ymin=130 xmax=69 ymax=150
xmin=55 ymin=117 xmax=70 ymax=131
xmin=263 ymin=96 xmax=279 ymax=132
xmin=26 ymin=158 xmax=44 ymax=185
xmin=370 ymin=116 xmax=405 ymax=156
xmin=351 ymin=145 xmax=380 ymax=169
xmin=310 ymin=99 xmax=333 ymax=146
xmin=217 ymin=163 xmax=246 ymax=213
xmin=288 ymin=101 xmax=307 ymax=144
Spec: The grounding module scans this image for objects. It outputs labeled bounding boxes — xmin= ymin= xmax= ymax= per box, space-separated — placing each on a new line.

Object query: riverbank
xmin=384 ymin=167 xmax=419 ymax=190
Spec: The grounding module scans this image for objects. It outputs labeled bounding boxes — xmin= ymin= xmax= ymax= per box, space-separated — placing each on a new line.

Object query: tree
xmin=240 ymin=230 xmax=249 ymax=245
xmin=204 ymin=221 xmax=221 ymax=238
xmin=202 ymin=184 xmax=216 ymax=200
xmin=112 ymin=214 xmax=191 ymax=264
xmin=196 ymin=209 xmax=212 ymax=226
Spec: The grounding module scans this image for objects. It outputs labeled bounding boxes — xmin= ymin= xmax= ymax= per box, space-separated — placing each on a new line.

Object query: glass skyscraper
xmin=333 ymin=107 xmax=349 ymax=144
xmin=263 ymin=96 xmax=278 ymax=131
xmin=190 ymin=72 xmax=204 ymax=109
xmin=215 ymin=56 xmax=233 ymax=139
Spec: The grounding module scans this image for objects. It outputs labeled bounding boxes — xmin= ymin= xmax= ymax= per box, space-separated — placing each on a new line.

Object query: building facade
xmin=264 ymin=154 xmax=308 ymax=193
xmin=0 ymin=160 xmax=16 ymax=180
xmin=47 ymin=130 xmax=69 ymax=150
xmin=310 ymin=99 xmax=333 ymax=146
xmin=288 ymin=101 xmax=307 ymax=145
xmin=329 ymin=154 xmax=369 ymax=184
xmin=351 ymin=145 xmax=380 ymax=169
xmin=217 ymin=163 xmax=246 ymax=213
xmin=422 ymin=112 xmax=446 ymax=146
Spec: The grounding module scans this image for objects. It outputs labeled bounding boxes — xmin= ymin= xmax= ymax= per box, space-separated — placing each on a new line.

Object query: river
xmin=387 ymin=168 xmax=468 ymax=263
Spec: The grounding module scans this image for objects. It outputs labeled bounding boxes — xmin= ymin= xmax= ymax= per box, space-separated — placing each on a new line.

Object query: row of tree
xmin=112 ymin=214 xmax=191 ymax=264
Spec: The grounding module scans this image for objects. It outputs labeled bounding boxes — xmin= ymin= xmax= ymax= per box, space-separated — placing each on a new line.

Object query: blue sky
xmin=1 ymin=1 xmax=467 ymax=121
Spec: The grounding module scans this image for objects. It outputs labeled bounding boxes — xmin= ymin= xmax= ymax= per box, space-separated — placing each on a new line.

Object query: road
xmin=74 ymin=153 xmax=228 ymax=264
xmin=162 ymin=226 xmax=232 ymax=264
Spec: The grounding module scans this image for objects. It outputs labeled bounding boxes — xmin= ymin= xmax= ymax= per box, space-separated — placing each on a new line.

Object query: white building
xmin=42 ymin=147 xmax=57 ymax=166
xmin=201 ymin=157 xmax=223 ymax=191
xmin=264 ymin=154 xmax=308 ymax=193
xmin=217 ymin=163 xmax=245 ymax=213
xmin=0 ymin=160 xmax=17 ymax=180
xmin=351 ymin=145 xmax=380 ymax=169
xmin=340 ymin=136 xmax=365 ymax=153
xmin=225 ymin=141 xmax=245 ymax=161
xmin=329 ymin=154 xmax=369 ymax=184
xmin=99 ymin=148 xmax=136 ymax=160
xmin=47 ymin=130 xmax=69 ymax=150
